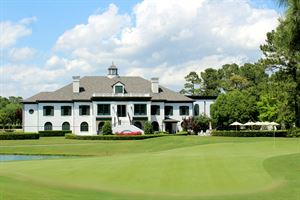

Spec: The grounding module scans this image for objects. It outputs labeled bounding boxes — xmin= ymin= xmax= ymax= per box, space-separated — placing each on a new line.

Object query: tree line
xmin=181 ymin=0 xmax=300 ymax=129
xmin=0 ymin=96 xmax=22 ymax=129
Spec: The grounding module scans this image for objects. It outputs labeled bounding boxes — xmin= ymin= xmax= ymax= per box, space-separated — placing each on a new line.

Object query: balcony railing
xmin=92 ymin=93 xmax=150 ymax=97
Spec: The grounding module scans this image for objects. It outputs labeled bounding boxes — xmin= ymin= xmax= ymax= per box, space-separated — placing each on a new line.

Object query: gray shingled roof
xmin=23 ymin=76 xmax=193 ymax=103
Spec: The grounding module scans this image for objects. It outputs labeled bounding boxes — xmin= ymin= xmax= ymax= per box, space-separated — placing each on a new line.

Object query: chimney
xmin=72 ymin=76 xmax=80 ymax=93
xmin=151 ymin=77 xmax=159 ymax=93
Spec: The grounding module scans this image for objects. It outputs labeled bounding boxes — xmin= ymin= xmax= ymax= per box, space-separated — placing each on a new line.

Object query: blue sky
xmin=1 ymin=0 xmax=140 ymax=50
xmin=0 ymin=0 xmax=283 ymax=98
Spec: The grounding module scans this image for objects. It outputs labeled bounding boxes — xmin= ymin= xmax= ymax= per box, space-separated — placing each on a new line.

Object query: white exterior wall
xmin=151 ymin=102 xmax=193 ymax=132
xmin=165 ymin=102 xmax=193 ymax=132
xmin=73 ymin=102 xmax=94 ymax=135
xmin=38 ymin=103 xmax=74 ymax=132
xmin=23 ymin=101 xmax=194 ymax=134
xmin=23 ymin=104 xmax=38 ymax=132
xmin=151 ymin=102 xmax=165 ymax=131
xmin=193 ymin=99 xmax=215 ymax=117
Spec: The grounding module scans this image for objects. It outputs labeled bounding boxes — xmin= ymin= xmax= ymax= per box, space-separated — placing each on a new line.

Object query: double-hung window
xmin=61 ymin=106 xmax=71 ymax=116
xmin=43 ymin=106 xmax=54 ymax=116
xmin=151 ymin=105 xmax=160 ymax=115
xmin=179 ymin=106 xmax=189 ymax=116
xmin=165 ymin=106 xmax=173 ymax=116
xmin=97 ymin=104 xmax=110 ymax=115
xmin=79 ymin=105 xmax=90 ymax=116
xmin=134 ymin=104 xmax=147 ymax=115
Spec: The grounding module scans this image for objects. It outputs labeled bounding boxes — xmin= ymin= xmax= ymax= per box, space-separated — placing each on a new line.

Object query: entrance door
xmin=117 ymin=105 xmax=126 ymax=117
xmin=165 ymin=123 xmax=173 ymax=134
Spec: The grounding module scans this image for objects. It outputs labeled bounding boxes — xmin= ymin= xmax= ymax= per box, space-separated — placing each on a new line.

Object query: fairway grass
xmin=0 ymin=136 xmax=299 ymax=200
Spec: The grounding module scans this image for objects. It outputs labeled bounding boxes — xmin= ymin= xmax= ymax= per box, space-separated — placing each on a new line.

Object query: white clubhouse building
xmin=23 ymin=64 xmax=215 ymax=135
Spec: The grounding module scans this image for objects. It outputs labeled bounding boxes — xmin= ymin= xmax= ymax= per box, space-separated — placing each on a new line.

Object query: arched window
xmin=62 ymin=122 xmax=70 ymax=131
xmin=194 ymin=104 xmax=199 ymax=116
xmin=80 ymin=122 xmax=89 ymax=132
xmin=133 ymin=121 xmax=142 ymax=129
xmin=98 ymin=122 xmax=105 ymax=133
xmin=152 ymin=121 xmax=159 ymax=132
xmin=44 ymin=122 xmax=52 ymax=131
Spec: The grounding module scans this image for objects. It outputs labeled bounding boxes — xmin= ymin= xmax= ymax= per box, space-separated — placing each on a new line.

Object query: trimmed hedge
xmin=153 ymin=131 xmax=189 ymax=136
xmin=211 ymin=130 xmax=288 ymax=137
xmin=175 ymin=131 xmax=189 ymax=136
xmin=0 ymin=132 xmax=39 ymax=140
xmin=65 ymin=133 xmax=166 ymax=140
xmin=39 ymin=130 xmax=72 ymax=137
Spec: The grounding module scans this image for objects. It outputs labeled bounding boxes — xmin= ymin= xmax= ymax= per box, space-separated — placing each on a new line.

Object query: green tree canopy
xmin=211 ymin=90 xmax=258 ymax=128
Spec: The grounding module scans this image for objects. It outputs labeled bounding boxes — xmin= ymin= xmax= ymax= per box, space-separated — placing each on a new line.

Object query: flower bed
xmin=115 ymin=131 xmax=142 ymax=136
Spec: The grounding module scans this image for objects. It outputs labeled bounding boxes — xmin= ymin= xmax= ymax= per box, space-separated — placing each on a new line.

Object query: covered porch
xmin=163 ymin=118 xmax=180 ymax=134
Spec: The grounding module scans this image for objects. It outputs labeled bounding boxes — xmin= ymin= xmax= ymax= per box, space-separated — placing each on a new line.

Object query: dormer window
xmin=112 ymin=81 xmax=125 ymax=94
xmin=115 ymin=85 xmax=123 ymax=94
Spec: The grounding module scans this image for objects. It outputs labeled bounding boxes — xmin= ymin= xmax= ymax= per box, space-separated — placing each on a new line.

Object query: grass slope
xmin=0 ymin=136 xmax=299 ymax=200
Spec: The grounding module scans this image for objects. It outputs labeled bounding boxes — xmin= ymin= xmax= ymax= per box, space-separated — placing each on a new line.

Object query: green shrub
xmin=194 ymin=115 xmax=210 ymax=132
xmin=287 ymin=128 xmax=300 ymax=137
xmin=65 ymin=134 xmax=165 ymax=140
xmin=181 ymin=116 xmax=210 ymax=134
xmin=39 ymin=130 xmax=72 ymax=137
xmin=0 ymin=132 xmax=39 ymax=140
xmin=144 ymin=121 xmax=153 ymax=135
xmin=102 ymin=122 xmax=112 ymax=135
xmin=176 ymin=131 xmax=189 ymax=135
xmin=211 ymin=130 xmax=288 ymax=137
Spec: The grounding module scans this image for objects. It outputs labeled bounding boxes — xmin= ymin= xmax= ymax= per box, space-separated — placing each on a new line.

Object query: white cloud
xmin=51 ymin=0 xmax=278 ymax=92
xmin=1 ymin=1 xmax=280 ymax=98
xmin=55 ymin=4 xmax=130 ymax=50
xmin=0 ymin=17 xmax=36 ymax=49
xmin=8 ymin=47 xmax=36 ymax=62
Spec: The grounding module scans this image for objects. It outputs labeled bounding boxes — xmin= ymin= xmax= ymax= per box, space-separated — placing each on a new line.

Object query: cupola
xmin=107 ymin=62 xmax=119 ymax=78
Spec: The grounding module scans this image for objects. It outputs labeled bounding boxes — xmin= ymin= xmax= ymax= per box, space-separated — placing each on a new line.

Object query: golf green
xmin=0 ymin=136 xmax=299 ymax=200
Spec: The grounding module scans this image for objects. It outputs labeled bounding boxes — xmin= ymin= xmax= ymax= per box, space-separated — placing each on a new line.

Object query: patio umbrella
xmin=254 ymin=121 xmax=263 ymax=126
xmin=244 ymin=121 xmax=255 ymax=126
xmin=269 ymin=122 xmax=279 ymax=126
xmin=270 ymin=122 xmax=279 ymax=131
xmin=261 ymin=121 xmax=271 ymax=126
xmin=244 ymin=121 xmax=255 ymax=130
xmin=229 ymin=121 xmax=243 ymax=131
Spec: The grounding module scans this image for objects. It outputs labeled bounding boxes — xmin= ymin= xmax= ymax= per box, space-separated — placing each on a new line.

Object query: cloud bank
xmin=0 ymin=0 xmax=279 ymax=98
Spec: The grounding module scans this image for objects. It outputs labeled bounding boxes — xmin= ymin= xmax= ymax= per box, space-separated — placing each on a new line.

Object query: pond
xmin=0 ymin=154 xmax=68 ymax=162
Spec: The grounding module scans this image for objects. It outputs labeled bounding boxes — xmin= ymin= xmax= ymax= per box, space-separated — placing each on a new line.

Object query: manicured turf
xmin=0 ymin=136 xmax=299 ymax=200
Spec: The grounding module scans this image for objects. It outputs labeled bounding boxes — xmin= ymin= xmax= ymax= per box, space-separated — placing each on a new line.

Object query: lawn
xmin=0 ymin=136 xmax=299 ymax=200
